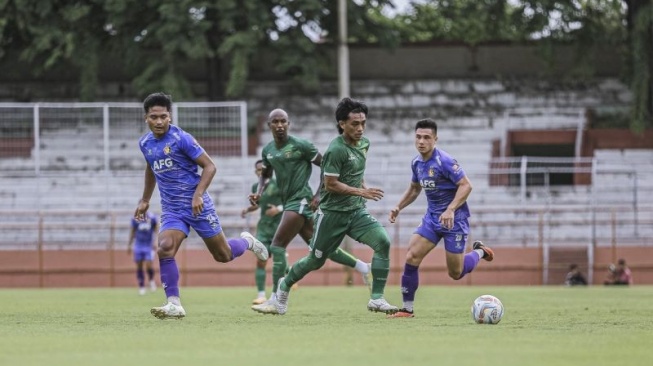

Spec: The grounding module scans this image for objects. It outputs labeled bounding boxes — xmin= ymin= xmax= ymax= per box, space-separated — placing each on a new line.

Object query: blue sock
xmin=146 ymin=268 xmax=154 ymax=281
xmin=401 ymin=263 xmax=419 ymax=302
xmin=459 ymin=251 xmax=481 ymax=279
xmin=159 ymin=258 xmax=179 ymax=298
xmin=228 ymin=238 xmax=248 ymax=260
xmin=137 ymin=268 xmax=145 ymax=287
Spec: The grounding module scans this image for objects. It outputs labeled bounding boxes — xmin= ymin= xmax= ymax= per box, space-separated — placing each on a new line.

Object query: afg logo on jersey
xmin=420 ymin=179 xmax=436 ymax=189
xmin=152 ymin=158 xmax=173 ymax=171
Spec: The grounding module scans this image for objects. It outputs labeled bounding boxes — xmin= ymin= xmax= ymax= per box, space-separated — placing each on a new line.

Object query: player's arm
xmin=152 ymin=220 xmax=159 ymax=250
xmin=439 ymin=176 xmax=473 ymax=229
xmin=389 ymin=182 xmax=422 ymax=223
xmin=323 ymin=175 xmax=384 ymax=201
xmin=135 ymin=164 xmax=156 ymax=221
xmin=250 ymin=165 xmax=272 ymax=205
xmin=192 ymin=152 xmax=217 ymax=216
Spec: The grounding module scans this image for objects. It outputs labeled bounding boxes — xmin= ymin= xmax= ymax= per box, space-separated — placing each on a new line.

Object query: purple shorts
xmin=160 ymin=208 xmax=223 ymax=239
xmin=414 ymin=212 xmax=469 ymax=254
xmin=133 ymin=248 xmax=154 ymax=262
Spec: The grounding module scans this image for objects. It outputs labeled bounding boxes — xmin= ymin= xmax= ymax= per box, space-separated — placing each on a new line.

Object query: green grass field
xmin=1 ymin=286 xmax=650 ymax=366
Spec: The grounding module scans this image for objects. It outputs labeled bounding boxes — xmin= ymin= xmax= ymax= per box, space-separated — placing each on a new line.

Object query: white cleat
xmin=367 ymin=298 xmax=399 ymax=314
xmin=150 ymin=302 xmax=186 ymax=320
xmin=241 ymin=232 xmax=268 ymax=261
xmin=149 ymin=280 xmax=157 ymax=292
xmin=138 ymin=287 xmax=146 ymax=296
xmin=251 ymin=301 xmax=280 ymax=315
xmin=274 ymin=277 xmax=289 ymax=315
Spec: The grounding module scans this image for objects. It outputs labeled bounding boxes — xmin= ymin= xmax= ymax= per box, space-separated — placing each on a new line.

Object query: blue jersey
xmin=138 ymin=124 xmax=215 ymax=213
xmin=411 ymin=148 xmax=470 ymax=219
xmin=131 ymin=212 xmax=158 ymax=250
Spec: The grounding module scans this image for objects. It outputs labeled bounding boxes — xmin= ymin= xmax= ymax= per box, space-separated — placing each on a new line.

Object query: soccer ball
xmin=471 ymin=294 xmax=504 ymax=324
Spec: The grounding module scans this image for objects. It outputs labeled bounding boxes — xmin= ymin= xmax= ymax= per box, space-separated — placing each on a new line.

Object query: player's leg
xmin=135 ymin=257 xmax=146 ymax=295
xmin=151 ymin=227 xmax=187 ymax=319
xmin=298 ymin=214 xmax=371 ymax=289
xmin=193 ymin=211 xmax=267 ymax=263
xmin=442 ymin=218 xmax=492 ymax=280
xmin=144 ymin=250 xmax=156 ymax=291
xmin=349 ymin=209 xmax=398 ymax=314
xmin=388 ymin=234 xmax=438 ymax=318
xmin=268 ymin=210 xmax=305 ymax=295
xmin=253 ymin=255 xmax=268 ymax=304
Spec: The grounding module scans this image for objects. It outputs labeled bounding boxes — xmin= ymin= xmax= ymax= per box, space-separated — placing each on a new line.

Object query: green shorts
xmin=283 ymin=197 xmax=313 ymax=221
xmin=310 ymin=207 xmax=383 ymax=255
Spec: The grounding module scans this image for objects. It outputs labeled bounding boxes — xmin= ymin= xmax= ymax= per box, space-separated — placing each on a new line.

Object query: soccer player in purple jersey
xmin=127 ymin=211 xmax=159 ymax=295
xmin=134 ymin=92 xmax=268 ymax=320
xmin=387 ymin=118 xmax=494 ymax=318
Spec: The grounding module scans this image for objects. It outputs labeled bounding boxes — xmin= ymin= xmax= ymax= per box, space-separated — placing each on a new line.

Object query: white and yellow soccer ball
xmin=471 ymin=294 xmax=504 ymax=324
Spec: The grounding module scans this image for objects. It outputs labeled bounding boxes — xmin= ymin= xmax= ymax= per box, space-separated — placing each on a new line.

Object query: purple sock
xmin=459 ymin=251 xmax=481 ymax=279
xmin=147 ymin=268 xmax=154 ymax=281
xmin=401 ymin=263 xmax=419 ymax=302
xmin=159 ymin=257 xmax=180 ymax=298
xmin=136 ymin=268 xmax=145 ymax=287
xmin=228 ymin=238 xmax=248 ymax=260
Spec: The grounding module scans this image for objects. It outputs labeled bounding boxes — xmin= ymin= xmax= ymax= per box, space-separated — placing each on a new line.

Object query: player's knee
xmin=306 ymin=256 xmax=327 ymax=271
xmin=448 ymin=268 xmax=463 ymax=280
xmin=156 ymin=241 xmax=175 ymax=258
xmin=211 ymin=250 xmax=231 ymax=263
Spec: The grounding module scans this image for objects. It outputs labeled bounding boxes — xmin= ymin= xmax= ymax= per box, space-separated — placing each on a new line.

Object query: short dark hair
xmin=254 ymin=159 xmax=263 ymax=167
xmin=143 ymin=92 xmax=172 ymax=113
xmin=618 ymin=258 xmax=626 ymax=266
xmin=415 ymin=118 xmax=438 ymax=134
xmin=335 ymin=97 xmax=368 ymax=134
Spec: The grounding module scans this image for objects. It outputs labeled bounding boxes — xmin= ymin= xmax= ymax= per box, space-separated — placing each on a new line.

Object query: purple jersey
xmin=138 ymin=124 xmax=215 ymax=213
xmin=411 ymin=148 xmax=470 ymax=219
xmin=131 ymin=212 xmax=158 ymax=250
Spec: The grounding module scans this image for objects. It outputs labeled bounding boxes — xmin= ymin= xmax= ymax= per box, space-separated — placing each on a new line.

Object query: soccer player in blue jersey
xmin=387 ymin=118 xmax=494 ymax=318
xmin=134 ymin=92 xmax=268 ymax=320
xmin=127 ymin=211 xmax=159 ymax=295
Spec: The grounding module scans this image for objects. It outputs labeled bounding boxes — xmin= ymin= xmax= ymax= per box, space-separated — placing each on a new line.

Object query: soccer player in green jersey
xmin=269 ymin=98 xmax=399 ymax=315
xmin=241 ymin=160 xmax=284 ymax=305
xmin=249 ymin=108 xmax=373 ymax=314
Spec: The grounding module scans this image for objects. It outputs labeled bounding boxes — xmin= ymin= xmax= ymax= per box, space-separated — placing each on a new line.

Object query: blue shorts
xmin=160 ymin=208 xmax=223 ymax=239
xmin=413 ymin=212 xmax=469 ymax=254
xmin=133 ymin=248 xmax=154 ymax=262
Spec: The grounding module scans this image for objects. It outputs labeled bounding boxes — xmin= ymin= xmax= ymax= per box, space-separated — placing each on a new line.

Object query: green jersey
xmin=261 ymin=135 xmax=318 ymax=204
xmin=251 ymin=178 xmax=283 ymax=239
xmin=320 ymin=135 xmax=369 ymax=211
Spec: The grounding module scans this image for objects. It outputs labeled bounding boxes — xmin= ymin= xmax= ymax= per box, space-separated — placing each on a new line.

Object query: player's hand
xmin=248 ymin=193 xmax=260 ymax=206
xmin=134 ymin=199 xmax=149 ymax=221
xmin=359 ymin=187 xmax=384 ymax=201
xmin=264 ymin=204 xmax=280 ymax=217
xmin=310 ymin=195 xmax=320 ymax=211
xmin=192 ymin=194 xmax=204 ymax=216
xmin=438 ymin=208 xmax=455 ymax=230
xmin=389 ymin=207 xmax=400 ymax=223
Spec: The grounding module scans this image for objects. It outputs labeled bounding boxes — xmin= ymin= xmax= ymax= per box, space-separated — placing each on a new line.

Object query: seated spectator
xmin=604 ymin=258 xmax=633 ymax=286
xmin=564 ymin=264 xmax=588 ymax=286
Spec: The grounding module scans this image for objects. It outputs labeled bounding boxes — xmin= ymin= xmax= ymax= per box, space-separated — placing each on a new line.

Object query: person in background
xmin=564 ymin=263 xmax=588 ymax=286
xmin=241 ymin=160 xmax=283 ymax=305
xmin=604 ymin=258 xmax=633 ymax=285
xmin=127 ymin=211 xmax=159 ymax=295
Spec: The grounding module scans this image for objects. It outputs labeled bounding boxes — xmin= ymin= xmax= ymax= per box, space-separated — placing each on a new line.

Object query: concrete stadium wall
xmin=1 ymin=246 xmax=651 ymax=288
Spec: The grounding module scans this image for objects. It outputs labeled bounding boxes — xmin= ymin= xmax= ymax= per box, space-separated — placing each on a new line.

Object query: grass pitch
xmin=1 ymin=286 xmax=650 ymax=366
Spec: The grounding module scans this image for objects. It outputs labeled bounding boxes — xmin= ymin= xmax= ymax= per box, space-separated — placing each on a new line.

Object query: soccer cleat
xmin=241 ymin=232 xmax=268 ymax=261
xmin=386 ymin=308 xmax=414 ymax=318
xmin=367 ymin=298 xmax=399 ymax=314
xmin=473 ymin=240 xmax=494 ymax=262
xmin=361 ymin=263 xmax=372 ymax=294
xmin=149 ymin=280 xmax=157 ymax=292
xmin=251 ymin=301 xmax=280 ymax=314
xmin=150 ymin=302 xmax=186 ymax=320
xmin=139 ymin=287 xmax=146 ymax=296
xmin=274 ymin=277 xmax=289 ymax=315
xmin=252 ymin=296 xmax=267 ymax=305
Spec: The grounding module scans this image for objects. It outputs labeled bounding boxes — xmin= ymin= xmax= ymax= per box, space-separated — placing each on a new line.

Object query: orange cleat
xmin=473 ymin=240 xmax=494 ymax=262
xmin=387 ymin=309 xmax=414 ymax=318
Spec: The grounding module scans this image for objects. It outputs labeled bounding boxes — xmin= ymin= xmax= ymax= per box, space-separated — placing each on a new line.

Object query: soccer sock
xmin=269 ymin=246 xmax=287 ymax=293
xmin=354 ymin=259 xmax=370 ymax=274
xmin=159 ymin=257 xmax=180 ymax=299
xmin=146 ymin=268 xmax=154 ymax=281
xmin=401 ymin=263 xmax=419 ymax=311
xmin=228 ymin=238 xmax=248 ymax=260
xmin=459 ymin=251 xmax=481 ymax=279
xmin=327 ymin=248 xmax=357 ymax=268
xmin=370 ymin=255 xmax=390 ymax=300
xmin=136 ymin=268 xmax=145 ymax=288
xmin=255 ymin=267 xmax=266 ymax=293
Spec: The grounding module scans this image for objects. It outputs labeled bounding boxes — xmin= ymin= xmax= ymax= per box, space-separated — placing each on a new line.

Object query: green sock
xmin=328 ymin=248 xmax=357 ymax=268
xmin=281 ymin=256 xmax=314 ymax=291
xmin=255 ymin=267 xmax=266 ymax=292
xmin=370 ymin=255 xmax=390 ymax=300
xmin=269 ymin=246 xmax=287 ymax=293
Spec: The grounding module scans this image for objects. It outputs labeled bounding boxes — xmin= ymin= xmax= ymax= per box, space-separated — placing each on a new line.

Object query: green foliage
xmin=629 ymin=2 xmax=653 ymax=132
